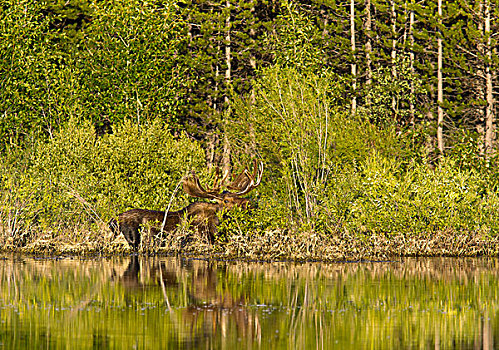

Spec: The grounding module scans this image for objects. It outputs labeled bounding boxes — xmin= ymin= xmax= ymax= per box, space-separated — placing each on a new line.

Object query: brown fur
xmin=109 ymin=194 xmax=250 ymax=250
xmin=110 ymin=160 xmax=263 ymax=250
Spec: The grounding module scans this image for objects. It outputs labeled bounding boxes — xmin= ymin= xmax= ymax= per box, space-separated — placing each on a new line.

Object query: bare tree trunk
xmin=211 ymin=46 xmax=220 ymax=169
xmin=214 ymin=63 xmax=219 ymax=112
xmin=365 ymin=0 xmax=372 ymax=109
xmin=409 ymin=0 xmax=415 ymax=125
xmin=248 ymin=2 xmax=257 ymax=154
xmin=207 ymin=132 xmax=218 ymax=169
xmin=222 ymin=0 xmax=232 ymax=175
xmin=391 ymin=0 xmax=397 ymax=116
xmin=249 ymin=3 xmax=257 ymax=105
xmin=484 ymin=0 xmax=495 ymax=157
xmin=437 ymin=0 xmax=444 ymax=156
xmin=225 ymin=2 xmax=231 ymax=106
xmin=477 ymin=1 xmax=486 ymax=155
xmin=350 ymin=0 xmax=357 ymax=115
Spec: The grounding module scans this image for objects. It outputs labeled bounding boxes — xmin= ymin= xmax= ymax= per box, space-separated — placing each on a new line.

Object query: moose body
xmin=109 ymin=161 xmax=263 ymax=250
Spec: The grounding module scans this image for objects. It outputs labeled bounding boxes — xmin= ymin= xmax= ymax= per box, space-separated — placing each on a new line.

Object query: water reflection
xmin=112 ymin=256 xmax=262 ymax=348
xmin=0 ymin=255 xmax=498 ymax=349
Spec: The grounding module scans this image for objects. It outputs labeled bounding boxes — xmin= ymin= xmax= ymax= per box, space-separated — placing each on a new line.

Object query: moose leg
xmin=109 ymin=219 xmax=140 ymax=249
xmin=121 ymin=224 xmax=141 ymax=250
xmin=197 ymin=217 xmax=218 ymax=244
xmin=206 ymin=217 xmax=219 ymax=243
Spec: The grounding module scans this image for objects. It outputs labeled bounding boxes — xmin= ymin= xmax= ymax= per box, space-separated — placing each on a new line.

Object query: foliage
xmin=2 ymin=0 xmax=498 ymax=155
xmin=0 ymin=0 xmax=60 ymax=145
xmin=224 ymin=65 xmax=499 ymax=241
xmin=0 ymin=0 xmax=187 ymax=147
xmin=78 ymin=0 xmax=187 ymax=130
xmin=324 ymin=153 xmax=499 ymax=236
xmin=228 ymin=66 xmax=400 ymax=228
xmin=266 ymin=1 xmax=327 ymax=73
xmin=1 ymin=1 xmax=499 ymax=255
xmin=0 ymin=119 xmax=205 ymax=243
xmin=361 ymin=55 xmax=424 ymax=124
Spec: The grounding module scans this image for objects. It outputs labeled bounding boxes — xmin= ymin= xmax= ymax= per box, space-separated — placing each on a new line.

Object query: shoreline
xmin=2 ymin=230 xmax=497 ymax=261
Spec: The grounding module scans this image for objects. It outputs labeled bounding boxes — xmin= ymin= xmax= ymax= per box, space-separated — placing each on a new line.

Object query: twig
xmin=59 ymin=181 xmax=105 ymax=227
xmin=160 ymin=175 xmax=186 ymax=235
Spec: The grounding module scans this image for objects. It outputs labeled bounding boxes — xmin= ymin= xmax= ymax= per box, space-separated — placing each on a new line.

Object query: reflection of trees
xmin=113 ymin=256 xmax=262 ymax=347
xmin=0 ymin=256 xmax=498 ymax=349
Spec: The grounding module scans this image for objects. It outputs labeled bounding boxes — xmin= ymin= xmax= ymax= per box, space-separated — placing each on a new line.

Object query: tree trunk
xmin=476 ymin=1 xmax=486 ymax=155
xmin=249 ymin=2 xmax=257 ymax=104
xmin=365 ymin=0 xmax=372 ymax=109
xmin=391 ymin=0 xmax=397 ymax=115
xmin=350 ymin=0 xmax=357 ymax=115
xmin=484 ymin=0 xmax=495 ymax=156
xmin=249 ymin=2 xmax=257 ymax=153
xmin=222 ymin=0 xmax=232 ymax=175
xmin=437 ymin=0 xmax=444 ymax=156
xmin=409 ymin=0 xmax=415 ymax=125
xmin=207 ymin=132 xmax=219 ymax=170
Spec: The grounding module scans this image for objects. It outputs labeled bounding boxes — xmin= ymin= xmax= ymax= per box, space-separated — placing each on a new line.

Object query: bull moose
xmin=109 ymin=160 xmax=263 ymax=249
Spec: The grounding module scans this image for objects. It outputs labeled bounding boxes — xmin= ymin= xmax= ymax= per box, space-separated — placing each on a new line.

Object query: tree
xmin=437 ymin=0 xmax=444 ymax=155
xmin=484 ymin=0 xmax=495 ymax=156
xmin=408 ymin=0 xmax=415 ymax=123
xmin=0 ymin=0 xmax=79 ymax=146
xmin=365 ymin=0 xmax=373 ymax=109
xmin=78 ymin=0 xmax=187 ymax=130
xmin=351 ymin=0 xmax=358 ymax=114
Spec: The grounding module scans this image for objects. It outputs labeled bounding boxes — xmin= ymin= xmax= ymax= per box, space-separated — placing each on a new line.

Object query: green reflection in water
xmin=0 ymin=255 xmax=498 ymax=349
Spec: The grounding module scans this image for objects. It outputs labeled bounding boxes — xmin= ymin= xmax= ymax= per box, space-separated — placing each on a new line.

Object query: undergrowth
xmin=1 ymin=67 xmax=499 ymax=260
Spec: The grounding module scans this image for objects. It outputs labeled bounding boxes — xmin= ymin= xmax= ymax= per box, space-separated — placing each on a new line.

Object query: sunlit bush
xmin=227 ymin=65 xmax=401 ymax=231
xmin=324 ymin=153 xmax=499 ymax=236
xmin=0 ymin=119 xmax=205 ymax=244
xmin=226 ymin=65 xmax=499 ymax=239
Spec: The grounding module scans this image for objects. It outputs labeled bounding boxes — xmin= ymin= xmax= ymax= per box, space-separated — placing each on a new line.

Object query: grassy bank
xmin=1 ymin=67 xmax=498 ymax=261
xmin=2 ymin=228 xmax=498 ymax=261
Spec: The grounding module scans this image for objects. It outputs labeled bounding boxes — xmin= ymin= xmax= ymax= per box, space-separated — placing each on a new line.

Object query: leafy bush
xmin=227 ymin=65 xmax=400 ymax=229
xmin=0 ymin=119 xmax=205 ymax=243
xmin=0 ymin=0 xmax=187 ymax=149
xmin=78 ymin=0 xmax=187 ymax=129
xmin=323 ymin=153 xmax=499 ymax=236
xmin=225 ymin=65 xmax=499 ymax=239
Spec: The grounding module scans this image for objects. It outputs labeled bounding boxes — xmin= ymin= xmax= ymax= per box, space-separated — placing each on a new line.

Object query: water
xmin=0 ymin=255 xmax=497 ymax=349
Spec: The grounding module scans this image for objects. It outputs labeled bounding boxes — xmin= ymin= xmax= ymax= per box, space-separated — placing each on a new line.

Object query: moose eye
xmin=224 ymin=199 xmax=229 ymax=204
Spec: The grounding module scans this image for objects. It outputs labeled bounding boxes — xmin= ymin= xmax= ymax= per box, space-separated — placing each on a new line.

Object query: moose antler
xmin=183 ymin=159 xmax=264 ymax=199
xmin=225 ymin=159 xmax=264 ymax=195
xmin=209 ymin=167 xmax=230 ymax=193
xmin=182 ymin=171 xmax=220 ymax=199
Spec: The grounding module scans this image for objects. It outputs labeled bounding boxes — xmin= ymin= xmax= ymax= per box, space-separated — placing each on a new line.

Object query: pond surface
xmin=0 ymin=255 xmax=498 ymax=349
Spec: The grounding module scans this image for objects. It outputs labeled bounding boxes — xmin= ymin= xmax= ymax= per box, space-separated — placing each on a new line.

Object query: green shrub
xmin=226 ymin=65 xmax=499 ymax=238
xmin=322 ymin=153 xmax=499 ymax=236
xmin=0 ymin=0 xmax=187 ymax=149
xmin=227 ymin=65 xmax=401 ymax=230
xmin=1 ymin=118 xmax=205 ymax=242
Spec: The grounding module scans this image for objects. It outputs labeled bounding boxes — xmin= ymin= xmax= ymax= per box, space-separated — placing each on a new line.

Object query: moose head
xmin=109 ymin=160 xmax=264 ymax=250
